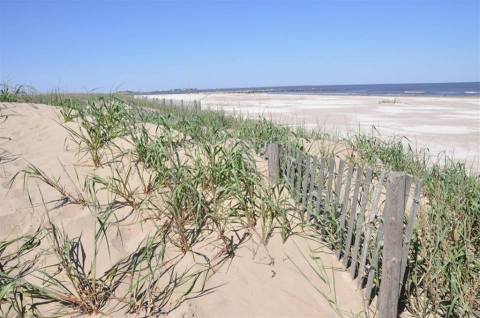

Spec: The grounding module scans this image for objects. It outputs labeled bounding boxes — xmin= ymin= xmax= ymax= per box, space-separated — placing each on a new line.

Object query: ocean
xmin=201 ymin=82 xmax=480 ymax=97
xmin=143 ymin=82 xmax=480 ymax=97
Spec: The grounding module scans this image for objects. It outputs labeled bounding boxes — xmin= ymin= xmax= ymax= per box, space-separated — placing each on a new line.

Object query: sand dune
xmin=0 ymin=102 xmax=365 ymax=317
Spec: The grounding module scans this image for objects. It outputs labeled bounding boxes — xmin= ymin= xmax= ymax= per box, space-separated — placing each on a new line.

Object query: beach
xmin=139 ymin=93 xmax=480 ymax=169
xmin=0 ymin=102 xmax=366 ymax=317
xmin=1 ymin=94 xmax=478 ymax=317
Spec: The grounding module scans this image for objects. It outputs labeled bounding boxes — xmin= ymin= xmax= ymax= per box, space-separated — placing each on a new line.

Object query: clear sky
xmin=1 ymin=0 xmax=479 ymax=92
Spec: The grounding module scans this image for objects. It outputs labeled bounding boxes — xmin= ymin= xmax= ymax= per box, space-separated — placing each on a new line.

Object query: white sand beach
xmin=139 ymin=93 xmax=480 ymax=170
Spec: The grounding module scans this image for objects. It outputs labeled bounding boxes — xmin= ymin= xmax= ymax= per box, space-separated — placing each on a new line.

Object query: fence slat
xmin=336 ymin=164 xmax=354 ymax=258
xmin=365 ymin=269 xmax=376 ymax=301
xmin=301 ymin=155 xmax=312 ymax=205
xmin=325 ymin=157 xmax=336 ymax=202
xmin=276 ymin=146 xmax=420 ymax=317
xmin=288 ymin=148 xmax=296 ymax=190
xmin=334 ymin=159 xmax=345 ymax=209
xmin=267 ymin=144 xmax=280 ymax=184
xmin=343 ymin=166 xmax=363 ymax=266
xmin=307 ymin=157 xmax=318 ymax=215
xmin=323 ymin=157 xmax=336 ymax=225
xmin=357 ymin=172 xmax=385 ymax=287
xmin=279 ymin=145 xmax=284 ymax=176
xmin=378 ymin=172 xmax=408 ymax=318
xmin=365 ymin=221 xmax=384 ymax=301
xmin=289 ymin=148 xmax=297 ymax=189
xmin=287 ymin=147 xmax=294 ymax=186
xmin=350 ymin=168 xmax=373 ymax=277
xmin=295 ymin=151 xmax=304 ymax=200
xmin=282 ymin=146 xmax=289 ymax=177
xmin=314 ymin=157 xmax=327 ymax=216
xmin=400 ymin=180 xmax=422 ymax=286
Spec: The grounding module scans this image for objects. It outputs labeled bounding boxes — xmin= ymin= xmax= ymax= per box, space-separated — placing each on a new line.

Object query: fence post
xmin=378 ymin=172 xmax=407 ymax=318
xmin=266 ymin=143 xmax=280 ymax=184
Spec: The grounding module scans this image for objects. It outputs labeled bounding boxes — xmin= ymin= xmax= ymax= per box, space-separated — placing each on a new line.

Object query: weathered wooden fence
xmin=142 ymin=97 xmax=202 ymax=111
xmin=266 ymin=144 xmax=422 ymax=318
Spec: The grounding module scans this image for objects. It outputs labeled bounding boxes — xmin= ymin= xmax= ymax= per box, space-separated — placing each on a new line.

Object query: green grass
xmin=3 ymin=172 xmax=214 ymax=316
xmin=349 ymin=131 xmax=480 ymax=317
xmin=1 ymin=91 xmax=478 ymax=317
xmin=0 ymin=106 xmax=14 ymax=166
xmin=10 ymin=163 xmax=88 ymax=207
xmin=0 ymin=84 xmax=31 ymax=102
xmin=62 ymin=96 xmax=131 ymax=167
xmin=1 ymin=92 xmax=292 ymax=316
xmin=129 ymin=95 xmax=479 ymax=317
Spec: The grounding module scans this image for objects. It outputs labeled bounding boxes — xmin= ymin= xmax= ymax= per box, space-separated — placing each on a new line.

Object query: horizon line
xmin=125 ymin=81 xmax=479 ymax=93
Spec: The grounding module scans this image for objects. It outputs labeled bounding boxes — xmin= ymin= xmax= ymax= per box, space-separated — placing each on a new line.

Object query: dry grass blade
xmin=9 ymin=162 xmax=88 ymax=207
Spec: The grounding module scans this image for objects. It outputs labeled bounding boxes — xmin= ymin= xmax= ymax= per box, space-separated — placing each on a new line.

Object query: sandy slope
xmin=0 ymin=102 xmax=365 ymax=317
xmin=139 ymin=93 xmax=480 ymax=170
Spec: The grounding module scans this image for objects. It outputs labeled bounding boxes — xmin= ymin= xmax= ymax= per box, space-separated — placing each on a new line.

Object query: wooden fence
xmin=266 ymin=144 xmax=422 ymax=318
xmin=141 ymin=97 xmax=202 ymax=111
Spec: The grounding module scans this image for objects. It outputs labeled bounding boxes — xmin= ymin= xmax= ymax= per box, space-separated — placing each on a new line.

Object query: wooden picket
xmin=141 ymin=97 xmax=202 ymax=111
xmin=267 ymin=143 xmax=422 ymax=318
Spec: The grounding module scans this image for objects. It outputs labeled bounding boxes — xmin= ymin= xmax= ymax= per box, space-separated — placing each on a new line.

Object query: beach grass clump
xmin=65 ymin=96 xmax=132 ymax=167
xmin=0 ymin=106 xmax=14 ymax=165
xmin=42 ymin=222 xmax=208 ymax=316
xmin=0 ymin=84 xmax=30 ymax=103
xmin=163 ymin=169 xmax=212 ymax=253
xmin=10 ymin=163 xmax=88 ymax=207
xmin=89 ymin=162 xmax=146 ymax=210
xmin=193 ymin=140 xmax=257 ymax=193
xmin=256 ymin=184 xmax=293 ymax=243
xmin=143 ymin=136 xmax=261 ymax=254
xmin=0 ymin=229 xmax=45 ymax=317
xmin=120 ymin=230 xmax=212 ymax=316
xmin=235 ymin=117 xmax=293 ymax=153
xmin=128 ymin=123 xmax=182 ymax=188
xmin=44 ymin=223 xmax=121 ymax=314
xmin=0 ymin=203 xmax=211 ymax=316
xmin=0 ymin=106 xmax=7 ymax=123
xmin=55 ymin=95 xmax=84 ymax=122
xmin=349 ymin=132 xmax=480 ymax=317
xmin=190 ymin=139 xmax=260 ymax=244
xmin=99 ymin=96 xmax=305 ymax=156
xmin=126 ymin=96 xmax=298 ymax=153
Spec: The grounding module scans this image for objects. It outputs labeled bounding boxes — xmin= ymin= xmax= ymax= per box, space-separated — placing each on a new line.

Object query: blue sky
xmin=1 ymin=0 xmax=479 ymax=92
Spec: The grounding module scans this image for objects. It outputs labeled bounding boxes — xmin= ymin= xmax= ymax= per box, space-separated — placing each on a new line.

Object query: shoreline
xmin=136 ymin=91 xmax=480 ymax=99
xmin=129 ymin=81 xmax=480 ymax=98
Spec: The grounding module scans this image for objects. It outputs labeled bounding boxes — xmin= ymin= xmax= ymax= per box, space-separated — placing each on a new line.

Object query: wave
xmin=404 ymin=90 xmax=426 ymax=94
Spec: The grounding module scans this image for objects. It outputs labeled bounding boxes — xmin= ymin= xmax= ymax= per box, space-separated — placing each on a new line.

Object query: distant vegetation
xmin=0 ymin=84 xmax=478 ymax=317
xmin=0 ymin=84 xmax=32 ymax=102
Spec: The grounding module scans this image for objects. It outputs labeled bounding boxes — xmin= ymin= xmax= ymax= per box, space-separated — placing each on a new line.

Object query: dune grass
xmin=0 ymin=106 xmax=14 ymax=166
xmin=0 ymin=84 xmax=31 ymax=103
xmin=349 ymin=132 xmax=479 ymax=317
xmin=0 ymin=90 xmax=478 ymax=317
xmin=0 ymin=92 xmax=297 ymax=316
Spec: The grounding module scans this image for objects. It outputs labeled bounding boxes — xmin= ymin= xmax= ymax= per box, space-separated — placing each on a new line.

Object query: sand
xmin=0 ymin=102 xmax=366 ymax=317
xmin=139 ymin=93 xmax=480 ymax=170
